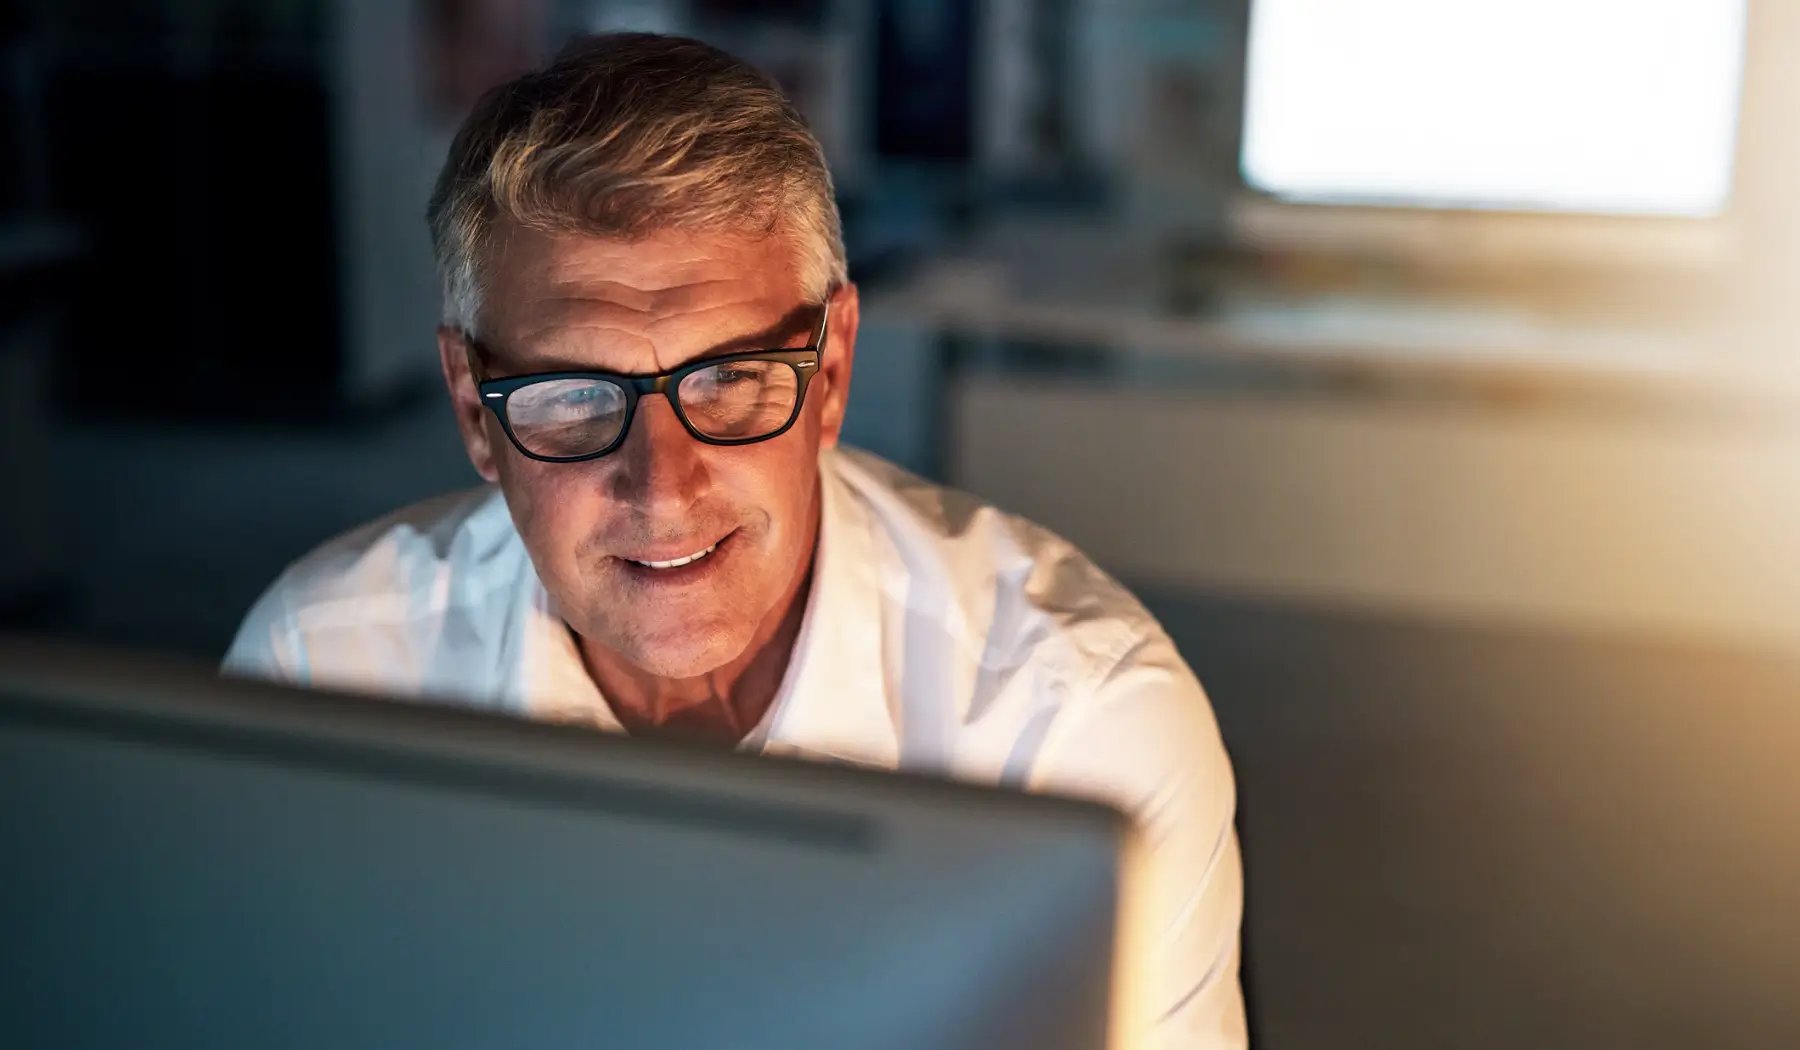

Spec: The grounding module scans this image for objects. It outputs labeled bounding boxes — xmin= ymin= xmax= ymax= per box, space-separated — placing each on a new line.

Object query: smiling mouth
xmin=628 ymin=542 xmax=720 ymax=571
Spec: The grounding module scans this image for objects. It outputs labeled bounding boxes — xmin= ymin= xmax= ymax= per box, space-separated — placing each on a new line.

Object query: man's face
xmin=437 ymin=224 xmax=858 ymax=678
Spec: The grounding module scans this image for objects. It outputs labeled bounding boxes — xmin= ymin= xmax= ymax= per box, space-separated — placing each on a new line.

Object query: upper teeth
xmin=633 ymin=543 xmax=718 ymax=570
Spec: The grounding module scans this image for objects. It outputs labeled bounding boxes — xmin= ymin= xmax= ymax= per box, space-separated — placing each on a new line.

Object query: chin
xmin=616 ymin=619 xmax=751 ymax=679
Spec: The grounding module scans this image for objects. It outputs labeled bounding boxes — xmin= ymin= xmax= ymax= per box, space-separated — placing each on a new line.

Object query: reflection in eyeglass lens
xmin=507 ymin=377 xmax=629 ymax=458
xmin=678 ymin=361 xmax=801 ymax=440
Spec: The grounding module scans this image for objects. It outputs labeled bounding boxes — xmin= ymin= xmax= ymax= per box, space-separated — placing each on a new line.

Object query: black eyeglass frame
xmin=469 ymin=299 xmax=831 ymax=464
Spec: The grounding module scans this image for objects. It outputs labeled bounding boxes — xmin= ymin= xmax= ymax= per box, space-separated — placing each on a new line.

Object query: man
xmin=226 ymin=33 xmax=1245 ymax=1047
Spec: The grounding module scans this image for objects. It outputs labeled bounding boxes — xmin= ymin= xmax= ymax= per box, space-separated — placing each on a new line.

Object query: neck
xmin=574 ymin=495 xmax=821 ymax=746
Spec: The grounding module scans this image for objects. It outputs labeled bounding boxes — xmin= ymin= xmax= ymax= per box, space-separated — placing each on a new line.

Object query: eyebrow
xmin=473 ymin=301 xmax=821 ymax=379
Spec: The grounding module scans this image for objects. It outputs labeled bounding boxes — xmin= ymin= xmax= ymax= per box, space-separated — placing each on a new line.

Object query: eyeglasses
xmin=469 ymin=300 xmax=830 ymax=463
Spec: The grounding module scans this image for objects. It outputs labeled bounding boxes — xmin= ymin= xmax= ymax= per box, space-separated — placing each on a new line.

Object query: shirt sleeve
xmin=220 ymin=576 xmax=309 ymax=684
xmin=1025 ymin=632 xmax=1248 ymax=1050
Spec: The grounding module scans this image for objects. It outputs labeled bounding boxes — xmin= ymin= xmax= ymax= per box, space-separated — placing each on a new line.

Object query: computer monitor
xmin=1241 ymin=0 xmax=1748 ymax=217
xmin=0 ymin=640 xmax=1148 ymax=1050
xmin=1231 ymin=0 xmax=1749 ymax=277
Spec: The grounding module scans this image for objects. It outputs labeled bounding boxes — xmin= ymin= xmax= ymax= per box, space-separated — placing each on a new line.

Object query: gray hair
xmin=426 ymin=32 xmax=847 ymax=335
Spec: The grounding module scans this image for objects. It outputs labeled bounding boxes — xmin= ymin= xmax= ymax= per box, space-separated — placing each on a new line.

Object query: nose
xmin=605 ymin=393 xmax=707 ymax=514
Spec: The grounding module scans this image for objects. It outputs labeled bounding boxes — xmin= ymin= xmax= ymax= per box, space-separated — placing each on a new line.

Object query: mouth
xmin=613 ymin=529 xmax=737 ymax=583
xmin=628 ymin=542 xmax=719 ymax=570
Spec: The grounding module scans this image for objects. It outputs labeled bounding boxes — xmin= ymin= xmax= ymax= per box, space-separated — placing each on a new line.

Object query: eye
xmin=509 ymin=378 xmax=626 ymax=422
xmin=559 ymin=384 xmax=612 ymax=405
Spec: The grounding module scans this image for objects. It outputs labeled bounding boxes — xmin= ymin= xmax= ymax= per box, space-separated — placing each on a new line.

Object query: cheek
xmin=498 ymin=459 xmax=607 ymax=559
xmin=731 ymin=441 xmax=820 ymax=554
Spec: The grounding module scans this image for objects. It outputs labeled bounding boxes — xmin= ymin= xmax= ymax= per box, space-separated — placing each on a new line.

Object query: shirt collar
xmin=754 ymin=448 xmax=897 ymax=767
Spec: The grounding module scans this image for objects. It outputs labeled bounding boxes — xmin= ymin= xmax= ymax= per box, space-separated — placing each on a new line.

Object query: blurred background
xmin=5 ymin=1 xmax=1800 ymax=1047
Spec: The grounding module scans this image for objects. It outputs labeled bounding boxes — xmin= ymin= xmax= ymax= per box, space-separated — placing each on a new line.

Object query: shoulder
xmin=222 ymin=485 xmax=522 ymax=683
xmin=827 ymin=446 xmax=1167 ymax=685
xmin=261 ymin=484 xmax=513 ymax=617
xmin=827 ymin=446 xmax=1232 ymax=801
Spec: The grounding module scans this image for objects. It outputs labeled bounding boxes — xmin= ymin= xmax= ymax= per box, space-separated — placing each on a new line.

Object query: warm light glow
xmin=1242 ymin=0 xmax=1748 ymax=216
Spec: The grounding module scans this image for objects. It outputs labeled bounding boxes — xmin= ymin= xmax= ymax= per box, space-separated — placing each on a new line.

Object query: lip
xmin=612 ymin=528 xmax=738 ymax=585
xmin=616 ymin=535 xmax=725 ymax=565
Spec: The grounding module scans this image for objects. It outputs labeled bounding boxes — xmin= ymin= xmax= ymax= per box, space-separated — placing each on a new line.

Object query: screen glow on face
xmin=1240 ymin=0 xmax=1748 ymax=217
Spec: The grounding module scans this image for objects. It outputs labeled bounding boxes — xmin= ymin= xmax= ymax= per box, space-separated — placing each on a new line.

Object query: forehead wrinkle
xmin=640 ymin=294 xmax=768 ymax=338
xmin=639 ymin=296 xmax=813 ymax=370
xmin=524 ymin=275 xmax=768 ymax=330
xmin=514 ymin=295 xmax=659 ymax=343
xmin=540 ymin=277 xmax=654 ymax=314
xmin=501 ymin=321 xmax=656 ymax=374
xmin=641 ymin=277 xmax=758 ymax=316
xmin=537 ymin=289 xmax=770 ymax=339
xmin=542 ymin=264 xmax=742 ymax=305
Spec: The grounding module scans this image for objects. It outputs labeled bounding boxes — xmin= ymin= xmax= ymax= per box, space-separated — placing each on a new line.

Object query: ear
xmin=815 ymin=283 xmax=859 ymax=451
xmin=437 ymin=325 xmax=501 ymax=483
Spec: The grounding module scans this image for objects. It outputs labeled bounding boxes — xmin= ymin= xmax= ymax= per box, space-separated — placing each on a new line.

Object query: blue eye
xmin=555 ymin=384 xmax=619 ymax=409
xmin=511 ymin=380 xmax=625 ymax=420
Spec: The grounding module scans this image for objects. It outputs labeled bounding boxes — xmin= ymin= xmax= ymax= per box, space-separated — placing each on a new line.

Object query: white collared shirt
xmin=224 ymin=446 xmax=1246 ymax=1047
